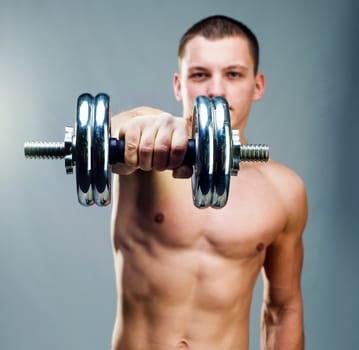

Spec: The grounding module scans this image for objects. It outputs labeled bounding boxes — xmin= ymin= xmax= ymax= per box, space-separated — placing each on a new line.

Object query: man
xmin=110 ymin=15 xmax=307 ymax=350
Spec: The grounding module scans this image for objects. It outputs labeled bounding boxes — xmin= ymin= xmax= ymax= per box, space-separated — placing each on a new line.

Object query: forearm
xmin=260 ymin=300 xmax=304 ymax=350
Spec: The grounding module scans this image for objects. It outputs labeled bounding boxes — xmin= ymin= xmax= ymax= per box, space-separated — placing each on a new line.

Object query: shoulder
xmin=263 ymin=160 xmax=306 ymax=201
xmin=262 ymin=160 xmax=308 ymax=234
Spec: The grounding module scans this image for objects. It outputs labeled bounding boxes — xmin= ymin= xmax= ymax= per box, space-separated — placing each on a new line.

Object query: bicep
xmin=262 ymin=231 xmax=304 ymax=306
xmin=263 ymin=179 xmax=308 ymax=306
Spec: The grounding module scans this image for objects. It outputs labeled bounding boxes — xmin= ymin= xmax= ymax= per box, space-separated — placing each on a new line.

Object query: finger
xmin=168 ymin=125 xmax=188 ymax=169
xmin=138 ymin=125 xmax=157 ymax=171
xmin=152 ymin=126 xmax=172 ymax=171
xmin=124 ymin=124 xmax=141 ymax=167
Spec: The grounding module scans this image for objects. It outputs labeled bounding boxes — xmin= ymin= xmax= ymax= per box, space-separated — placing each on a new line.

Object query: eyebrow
xmin=224 ymin=64 xmax=249 ymax=71
xmin=187 ymin=66 xmax=208 ymax=71
xmin=188 ymin=64 xmax=249 ymax=71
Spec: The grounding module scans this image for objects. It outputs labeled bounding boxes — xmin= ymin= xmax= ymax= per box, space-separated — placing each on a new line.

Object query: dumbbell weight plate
xmin=191 ymin=96 xmax=216 ymax=208
xmin=76 ymin=93 xmax=94 ymax=206
xmin=211 ymin=97 xmax=231 ymax=208
xmin=92 ymin=93 xmax=111 ymax=206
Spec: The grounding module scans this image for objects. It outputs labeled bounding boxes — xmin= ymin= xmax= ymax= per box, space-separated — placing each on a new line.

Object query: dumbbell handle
xmin=107 ymin=138 xmax=197 ymax=165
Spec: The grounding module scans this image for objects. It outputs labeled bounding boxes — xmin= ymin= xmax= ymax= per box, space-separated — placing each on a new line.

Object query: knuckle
xmin=139 ymin=145 xmax=153 ymax=157
xmin=125 ymin=141 xmax=138 ymax=167
xmin=126 ymin=140 xmax=138 ymax=153
xmin=158 ymin=113 xmax=174 ymax=126
xmin=171 ymin=143 xmax=186 ymax=156
xmin=154 ymin=143 xmax=170 ymax=155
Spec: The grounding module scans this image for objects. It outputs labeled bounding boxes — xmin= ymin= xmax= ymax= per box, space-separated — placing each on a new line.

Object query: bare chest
xmin=154 ymin=200 xmax=283 ymax=259
xmin=114 ymin=170 xmax=286 ymax=260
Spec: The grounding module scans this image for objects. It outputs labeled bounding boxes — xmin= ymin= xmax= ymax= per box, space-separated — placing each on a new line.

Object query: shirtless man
xmin=110 ymin=15 xmax=308 ymax=350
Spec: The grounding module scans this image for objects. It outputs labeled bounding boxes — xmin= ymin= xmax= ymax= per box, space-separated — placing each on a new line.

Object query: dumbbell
xmin=24 ymin=93 xmax=269 ymax=208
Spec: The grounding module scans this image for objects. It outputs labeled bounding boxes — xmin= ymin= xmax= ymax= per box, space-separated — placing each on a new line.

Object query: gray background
xmin=1 ymin=0 xmax=358 ymax=349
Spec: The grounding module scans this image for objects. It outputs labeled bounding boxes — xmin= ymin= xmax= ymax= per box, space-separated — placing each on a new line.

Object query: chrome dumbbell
xmin=24 ymin=93 xmax=269 ymax=208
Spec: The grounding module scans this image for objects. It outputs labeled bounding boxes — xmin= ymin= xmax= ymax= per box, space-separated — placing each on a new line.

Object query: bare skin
xmin=110 ymin=36 xmax=307 ymax=350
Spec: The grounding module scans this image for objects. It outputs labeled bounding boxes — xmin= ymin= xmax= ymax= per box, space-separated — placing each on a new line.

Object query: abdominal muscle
xmin=111 ymin=171 xmax=271 ymax=350
xmin=115 ymin=244 xmax=259 ymax=350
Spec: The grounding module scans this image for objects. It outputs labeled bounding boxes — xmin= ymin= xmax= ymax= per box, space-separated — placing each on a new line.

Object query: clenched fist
xmin=111 ymin=106 xmax=192 ymax=178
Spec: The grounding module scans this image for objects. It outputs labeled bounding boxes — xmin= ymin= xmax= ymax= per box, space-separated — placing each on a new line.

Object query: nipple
xmin=154 ymin=212 xmax=165 ymax=224
xmin=256 ymin=242 xmax=265 ymax=252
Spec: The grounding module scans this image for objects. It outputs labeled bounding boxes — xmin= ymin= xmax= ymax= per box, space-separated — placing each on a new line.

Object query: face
xmin=174 ymin=35 xmax=265 ymax=133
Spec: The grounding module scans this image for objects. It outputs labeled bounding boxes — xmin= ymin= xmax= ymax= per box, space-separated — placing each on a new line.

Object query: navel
xmin=177 ymin=339 xmax=189 ymax=349
xmin=154 ymin=212 xmax=165 ymax=224
xmin=256 ymin=242 xmax=265 ymax=252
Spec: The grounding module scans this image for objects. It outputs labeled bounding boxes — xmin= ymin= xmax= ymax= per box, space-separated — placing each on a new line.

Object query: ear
xmin=253 ymin=72 xmax=266 ymax=101
xmin=173 ymin=73 xmax=182 ymax=102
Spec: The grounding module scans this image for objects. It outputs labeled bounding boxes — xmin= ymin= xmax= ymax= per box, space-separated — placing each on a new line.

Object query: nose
xmin=207 ymin=76 xmax=226 ymax=98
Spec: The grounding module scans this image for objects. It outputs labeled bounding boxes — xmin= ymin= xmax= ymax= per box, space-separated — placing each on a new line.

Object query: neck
xmin=238 ymin=129 xmax=248 ymax=145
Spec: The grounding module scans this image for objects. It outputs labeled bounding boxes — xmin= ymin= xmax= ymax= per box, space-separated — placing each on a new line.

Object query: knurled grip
xmin=24 ymin=141 xmax=68 ymax=159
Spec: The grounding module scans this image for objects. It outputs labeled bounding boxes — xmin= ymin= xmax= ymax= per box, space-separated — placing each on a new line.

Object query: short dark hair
xmin=178 ymin=15 xmax=260 ymax=73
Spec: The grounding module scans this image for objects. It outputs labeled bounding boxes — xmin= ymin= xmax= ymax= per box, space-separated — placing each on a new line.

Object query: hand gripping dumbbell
xmin=24 ymin=93 xmax=269 ymax=208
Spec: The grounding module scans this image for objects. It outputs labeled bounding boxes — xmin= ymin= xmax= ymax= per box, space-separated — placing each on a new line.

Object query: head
xmin=173 ymin=15 xmax=265 ymax=137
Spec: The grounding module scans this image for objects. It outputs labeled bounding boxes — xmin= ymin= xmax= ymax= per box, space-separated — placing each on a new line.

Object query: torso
xmin=111 ymin=160 xmax=289 ymax=350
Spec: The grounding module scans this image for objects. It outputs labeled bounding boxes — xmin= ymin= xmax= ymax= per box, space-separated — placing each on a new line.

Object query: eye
xmin=227 ymin=71 xmax=242 ymax=79
xmin=189 ymin=72 xmax=208 ymax=80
